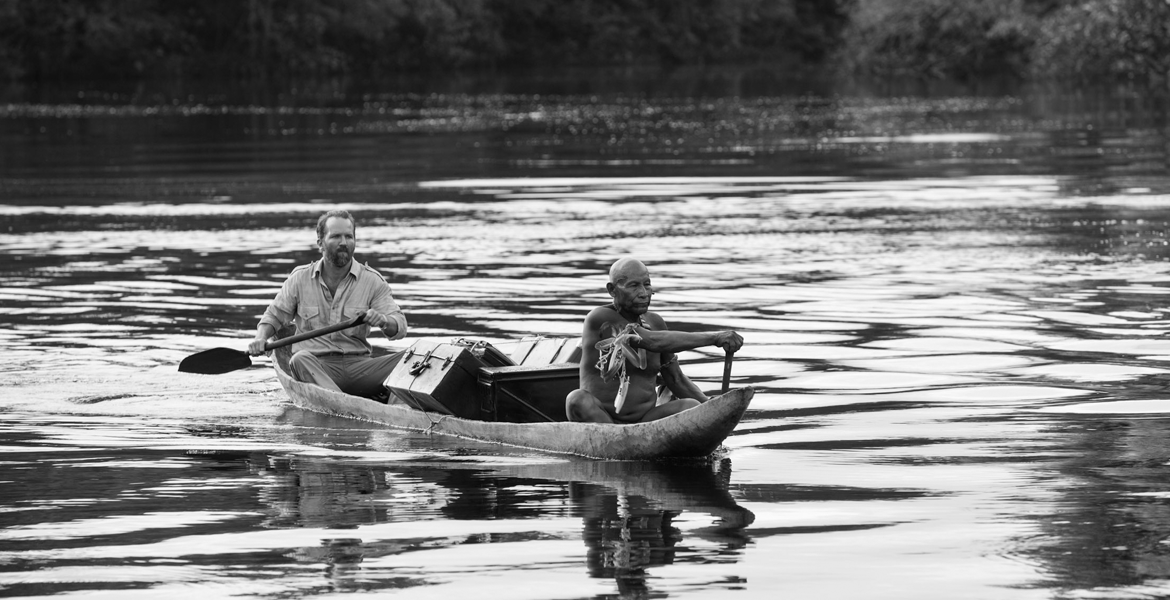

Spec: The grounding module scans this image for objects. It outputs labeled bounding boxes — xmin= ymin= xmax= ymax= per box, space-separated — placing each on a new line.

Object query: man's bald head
xmin=606 ymin=258 xmax=654 ymax=317
xmin=609 ymin=257 xmax=649 ymax=285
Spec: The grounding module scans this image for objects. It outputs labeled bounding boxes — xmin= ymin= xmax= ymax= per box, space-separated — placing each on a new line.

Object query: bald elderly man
xmin=566 ymin=258 xmax=743 ymax=423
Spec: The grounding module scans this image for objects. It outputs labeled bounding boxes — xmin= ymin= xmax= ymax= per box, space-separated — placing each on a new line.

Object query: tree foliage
xmin=838 ymin=0 xmax=1170 ymax=85
xmin=0 ymin=0 xmax=850 ymax=81
xmin=1 ymin=0 xmax=194 ymax=79
xmin=1031 ymin=0 xmax=1170 ymax=84
xmin=7 ymin=0 xmax=1162 ymax=84
xmin=837 ymin=0 xmax=1037 ymax=81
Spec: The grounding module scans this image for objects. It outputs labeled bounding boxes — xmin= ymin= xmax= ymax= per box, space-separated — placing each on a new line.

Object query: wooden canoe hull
xmin=272 ymin=346 xmax=753 ymax=460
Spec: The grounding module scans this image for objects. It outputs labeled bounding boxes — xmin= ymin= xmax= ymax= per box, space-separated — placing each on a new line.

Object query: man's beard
xmin=326 ymin=246 xmax=351 ymax=268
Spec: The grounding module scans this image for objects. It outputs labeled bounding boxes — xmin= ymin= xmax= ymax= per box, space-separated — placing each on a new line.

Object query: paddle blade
xmin=178 ymin=348 xmax=252 ymax=374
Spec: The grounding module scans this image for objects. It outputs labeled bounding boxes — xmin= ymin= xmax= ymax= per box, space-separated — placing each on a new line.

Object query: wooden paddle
xmin=178 ymin=314 xmax=365 ymax=375
xmin=721 ymin=350 xmax=734 ymax=393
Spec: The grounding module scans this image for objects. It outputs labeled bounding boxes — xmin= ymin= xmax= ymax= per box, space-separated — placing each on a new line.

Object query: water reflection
xmin=1011 ymin=417 xmax=1170 ymax=599
xmin=246 ymin=452 xmax=754 ymax=594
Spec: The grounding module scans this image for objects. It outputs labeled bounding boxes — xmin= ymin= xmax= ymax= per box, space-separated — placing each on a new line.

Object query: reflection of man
xmin=575 ymin=481 xmax=681 ymax=584
xmin=248 ymin=210 xmax=407 ymax=398
xmin=566 ymin=258 xmax=743 ymax=423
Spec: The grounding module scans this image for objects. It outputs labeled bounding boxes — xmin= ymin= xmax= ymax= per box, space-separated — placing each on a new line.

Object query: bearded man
xmin=247 ymin=210 xmax=407 ymax=397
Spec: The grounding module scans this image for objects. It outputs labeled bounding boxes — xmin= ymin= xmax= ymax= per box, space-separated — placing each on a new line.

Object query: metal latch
xmin=408 ymin=349 xmax=434 ymax=376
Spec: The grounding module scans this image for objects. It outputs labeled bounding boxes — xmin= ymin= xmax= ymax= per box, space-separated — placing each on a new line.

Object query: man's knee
xmin=289 ymin=350 xmax=325 ymax=383
xmin=289 ymin=350 xmax=316 ymax=370
xmin=565 ymin=389 xmax=588 ymax=420
xmin=566 ymin=389 xmax=605 ymax=422
xmin=640 ymin=397 xmax=700 ymax=422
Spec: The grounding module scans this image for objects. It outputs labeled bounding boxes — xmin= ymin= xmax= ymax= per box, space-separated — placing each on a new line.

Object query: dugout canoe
xmin=272 ymin=345 xmax=754 ymax=460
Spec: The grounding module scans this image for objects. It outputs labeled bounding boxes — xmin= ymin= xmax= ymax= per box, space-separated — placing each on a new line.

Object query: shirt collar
xmin=312 ymin=258 xmax=361 ymax=279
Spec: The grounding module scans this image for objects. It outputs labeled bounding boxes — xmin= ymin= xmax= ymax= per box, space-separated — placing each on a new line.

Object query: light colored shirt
xmin=259 ymin=258 xmax=407 ymax=356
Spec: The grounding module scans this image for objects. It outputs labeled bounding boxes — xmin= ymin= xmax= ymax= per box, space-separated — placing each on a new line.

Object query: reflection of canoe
xmin=490 ymin=459 xmax=755 ymax=532
xmin=273 ymin=345 xmax=754 ymax=460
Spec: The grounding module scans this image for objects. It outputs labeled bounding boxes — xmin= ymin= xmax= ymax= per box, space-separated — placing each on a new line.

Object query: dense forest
xmin=0 ymin=0 xmax=1167 ymax=85
xmin=841 ymin=0 xmax=1170 ymax=84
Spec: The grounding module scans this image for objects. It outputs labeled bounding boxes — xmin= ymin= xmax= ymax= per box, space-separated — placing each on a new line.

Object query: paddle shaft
xmin=178 ymin=313 xmax=368 ymax=374
xmin=263 ymin=313 xmax=366 ymax=352
xmin=721 ymin=350 xmax=734 ymax=393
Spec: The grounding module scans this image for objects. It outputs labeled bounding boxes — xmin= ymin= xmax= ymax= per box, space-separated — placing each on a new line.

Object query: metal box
xmin=384 ymin=338 xmax=579 ymax=423
xmin=383 ymin=339 xmax=503 ymax=419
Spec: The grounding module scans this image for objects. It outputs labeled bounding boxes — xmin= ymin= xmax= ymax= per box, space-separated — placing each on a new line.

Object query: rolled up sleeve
xmin=371 ymin=284 xmax=407 ymax=341
xmin=258 ymin=275 xmax=299 ymax=331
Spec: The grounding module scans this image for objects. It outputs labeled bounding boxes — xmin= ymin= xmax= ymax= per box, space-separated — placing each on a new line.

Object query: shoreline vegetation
xmin=0 ymin=0 xmax=1167 ymax=89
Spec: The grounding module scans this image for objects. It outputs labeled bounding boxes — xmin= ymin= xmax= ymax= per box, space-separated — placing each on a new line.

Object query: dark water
xmin=3 ymin=74 xmax=1170 ymax=598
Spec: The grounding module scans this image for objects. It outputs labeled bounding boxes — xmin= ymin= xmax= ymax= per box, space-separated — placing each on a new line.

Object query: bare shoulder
xmin=581 ymin=306 xmax=622 ymax=340
xmin=583 ymin=305 xmax=617 ymax=325
xmin=642 ymin=311 xmax=668 ymax=330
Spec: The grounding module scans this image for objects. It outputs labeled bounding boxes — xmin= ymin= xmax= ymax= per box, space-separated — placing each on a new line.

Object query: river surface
xmin=3 ymin=74 xmax=1170 ymax=599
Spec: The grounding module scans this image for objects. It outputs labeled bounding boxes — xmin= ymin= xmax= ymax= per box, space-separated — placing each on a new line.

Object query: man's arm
xmin=248 ymin=276 xmax=299 ymax=355
xmin=247 ymin=323 xmax=278 ymax=356
xmin=660 ymin=357 xmax=709 ymax=402
xmin=637 ymin=313 xmax=739 ymax=402
xmin=630 ymin=321 xmax=743 ymax=355
xmin=363 ymin=308 xmax=406 ymax=339
xmin=368 ymin=274 xmax=408 ymax=340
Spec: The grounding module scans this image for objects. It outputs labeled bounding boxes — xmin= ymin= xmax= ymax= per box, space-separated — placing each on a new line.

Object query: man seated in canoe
xmin=566 ymin=258 xmax=743 ymax=423
xmin=247 ymin=209 xmax=407 ymax=398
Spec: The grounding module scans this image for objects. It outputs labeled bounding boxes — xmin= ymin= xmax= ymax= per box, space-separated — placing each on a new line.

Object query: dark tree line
xmin=2 ymin=0 xmax=1167 ymax=85
xmin=0 ymin=0 xmax=849 ymax=81
xmin=838 ymin=0 xmax=1170 ymax=85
